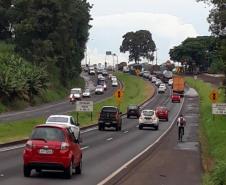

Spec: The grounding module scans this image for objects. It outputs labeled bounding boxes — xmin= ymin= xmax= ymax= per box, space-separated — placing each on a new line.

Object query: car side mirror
xmin=119 ymin=112 xmax=122 ymax=114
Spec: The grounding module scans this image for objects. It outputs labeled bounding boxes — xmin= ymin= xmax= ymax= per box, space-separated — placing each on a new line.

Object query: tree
xmin=169 ymin=36 xmax=220 ymax=73
xmin=0 ymin=0 xmax=12 ymax=40
xmin=120 ymin=30 xmax=156 ymax=63
xmin=11 ymin=0 xmax=92 ymax=86
xmin=197 ymin=0 xmax=226 ymax=94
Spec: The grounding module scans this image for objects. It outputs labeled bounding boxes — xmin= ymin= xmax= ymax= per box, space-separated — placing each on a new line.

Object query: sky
xmin=83 ymin=0 xmax=211 ymax=65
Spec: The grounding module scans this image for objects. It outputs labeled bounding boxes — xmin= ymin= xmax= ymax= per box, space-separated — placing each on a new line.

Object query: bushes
xmin=0 ymin=54 xmax=48 ymax=102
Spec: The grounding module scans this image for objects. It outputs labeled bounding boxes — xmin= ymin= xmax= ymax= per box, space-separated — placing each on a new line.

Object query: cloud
xmin=87 ymin=12 xmax=199 ymax=64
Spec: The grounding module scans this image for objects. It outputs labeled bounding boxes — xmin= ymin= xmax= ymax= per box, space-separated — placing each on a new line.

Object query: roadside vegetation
xmin=186 ymin=77 xmax=226 ymax=185
xmin=0 ymin=73 xmax=154 ymax=144
xmin=0 ymin=0 xmax=91 ymax=112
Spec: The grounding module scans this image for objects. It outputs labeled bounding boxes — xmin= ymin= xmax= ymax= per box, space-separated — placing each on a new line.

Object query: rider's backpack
xmin=179 ymin=117 xmax=185 ymax=126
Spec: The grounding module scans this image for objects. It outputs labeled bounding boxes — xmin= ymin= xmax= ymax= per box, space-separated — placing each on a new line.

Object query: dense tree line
xmin=0 ymin=0 xmax=92 ymax=103
xmin=197 ymin=0 xmax=226 ymax=85
xmin=169 ymin=36 xmax=223 ymax=73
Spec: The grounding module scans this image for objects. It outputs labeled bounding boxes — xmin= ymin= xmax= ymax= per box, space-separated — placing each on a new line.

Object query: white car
xmin=112 ymin=79 xmax=118 ymax=87
xmin=98 ymin=74 xmax=103 ymax=80
xmin=89 ymin=69 xmax=95 ymax=75
xmin=82 ymin=88 xmax=91 ymax=98
xmin=158 ymin=84 xmax=166 ymax=93
xmin=138 ymin=110 xmax=159 ymax=130
xmin=46 ymin=115 xmax=80 ymax=137
xmin=69 ymin=88 xmax=82 ymax=102
xmin=152 ymin=76 xmax=157 ymax=83
xmin=95 ymin=85 xmax=104 ymax=94
xmin=155 ymin=79 xmax=162 ymax=86
xmin=111 ymin=76 xmax=117 ymax=81
xmin=103 ymin=82 xmax=107 ymax=90
xmin=168 ymin=79 xmax=173 ymax=86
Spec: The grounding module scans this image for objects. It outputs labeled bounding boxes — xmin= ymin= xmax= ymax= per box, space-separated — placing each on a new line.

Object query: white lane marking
xmin=81 ymin=127 xmax=98 ymax=134
xmin=97 ymin=97 xmax=185 ymax=185
xmin=81 ymin=146 xmax=89 ymax=150
xmin=123 ymin=131 xmax=129 ymax=134
xmin=0 ymin=144 xmax=25 ymax=152
xmin=136 ymin=125 xmax=139 ymax=128
xmin=0 ymin=174 xmax=4 ymax=177
xmin=106 ymin=138 xmax=113 ymax=141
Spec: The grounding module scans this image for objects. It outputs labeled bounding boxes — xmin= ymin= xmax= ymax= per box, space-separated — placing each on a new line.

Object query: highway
xmin=0 ymin=73 xmax=118 ymax=123
xmin=0 ymin=81 xmax=184 ymax=185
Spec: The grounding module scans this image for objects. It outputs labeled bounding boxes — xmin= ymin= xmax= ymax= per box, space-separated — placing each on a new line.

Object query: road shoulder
xmin=117 ymin=88 xmax=202 ymax=185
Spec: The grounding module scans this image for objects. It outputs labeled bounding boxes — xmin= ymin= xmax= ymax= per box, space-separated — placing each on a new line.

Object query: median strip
xmin=0 ymin=72 xmax=155 ymax=145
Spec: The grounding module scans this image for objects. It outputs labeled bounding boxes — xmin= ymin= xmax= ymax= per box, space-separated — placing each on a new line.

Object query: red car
xmin=23 ymin=124 xmax=82 ymax=179
xmin=155 ymin=106 xmax=169 ymax=121
xmin=171 ymin=93 xmax=181 ymax=103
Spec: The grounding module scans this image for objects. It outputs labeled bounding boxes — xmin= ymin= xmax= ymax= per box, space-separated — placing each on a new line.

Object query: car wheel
xmin=115 ymin=125 xmax=119 ymax=131
xmin=155 ymin=126 xmax=159 ymax=130
xmin=166 ymin=118 xmax=168 ymax=121
xmin=139 ymin=125 xmax=143 ymax=130
xmin=127 ymin=115 xmax=129 ymax=118
xmin=64 ymin=161 xmax=73 ymax=179
xmin=23 ymin=165 xmax=31 ymax=177
xmin=98 ymin=124 xmax=103 ymax=131
xmin=75 ymin=159 xmax=82 ymax=174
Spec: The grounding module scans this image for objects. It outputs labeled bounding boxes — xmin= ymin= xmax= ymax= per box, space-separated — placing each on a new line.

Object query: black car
xmin=98 ymin=106 xmax=122 ymax=131
xmin=127 ymin=105 xmax=140 ymax=118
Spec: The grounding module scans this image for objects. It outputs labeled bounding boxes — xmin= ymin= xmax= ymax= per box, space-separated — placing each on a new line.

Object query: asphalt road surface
xmin=0 ymin=73 xmax=118 ymax=123
xmin=0 ymin=84 xmax=184 ymax=185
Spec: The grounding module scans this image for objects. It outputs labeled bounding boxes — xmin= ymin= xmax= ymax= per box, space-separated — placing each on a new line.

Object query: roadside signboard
xmin=212 ymin=103 xmax=226 ymax=115
xmin=209 ymin=89 xmax=219 ymax=103
xmin=114 ymin=89 xmax=124 ymax=102
xmin=76 ymin=101 xmax=93 ymax=112
xmin=106 ymin=51 xmax=112 ymax=55
xmin=194 ymin=75 xmax=197 ymax=80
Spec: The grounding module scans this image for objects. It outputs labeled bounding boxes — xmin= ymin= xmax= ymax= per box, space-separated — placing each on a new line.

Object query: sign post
xmin=209 ymin=89 xmax=219 ymax=121
xmin=76 ymin=101 xmax=94 ymax=122
xmin=209 ymin=89 xmax=219 ymax=103
xmin=114 ymin=89 xmax=124 ymax=109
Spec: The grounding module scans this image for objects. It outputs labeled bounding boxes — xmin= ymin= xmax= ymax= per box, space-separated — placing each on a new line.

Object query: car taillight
xmin=26 ymin=140 xmax=33 ymax=149
xmin=61 ymin=142 xmax=69 ymax=150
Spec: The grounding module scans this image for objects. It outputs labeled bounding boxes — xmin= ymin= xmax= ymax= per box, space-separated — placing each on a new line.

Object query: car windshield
xmin=84 ymin=89 xmax=90 ymax=93
xmin=97 ymin=85 xmax=102 ymax=88
xmin=142 ymin=110 xmax=154 ymax=116
xmin=47 ymin=117 xmax=68 ymax=123
xmin=71 ymin=89 xmax=81 ymax=94
xmin=31 ymin=127 xmax=65 ymax=142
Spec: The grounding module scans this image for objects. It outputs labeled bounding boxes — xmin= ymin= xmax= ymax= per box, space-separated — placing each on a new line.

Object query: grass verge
xmin=186 ymin=77 xmax=226 ymax=185
xmin=0 ymin=73 xmax=154 ymax=144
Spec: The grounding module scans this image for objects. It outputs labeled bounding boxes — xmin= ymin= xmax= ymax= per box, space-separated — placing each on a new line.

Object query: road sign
xmin=76 ymin=101 xmax=93 ymax=112
xmin=114 ymin=89 xmax=124 ymax=101
xmin=209 ymin=89 xmax=219 ymax=103
xmin=212 ymin=103 xmax=226 ymax=115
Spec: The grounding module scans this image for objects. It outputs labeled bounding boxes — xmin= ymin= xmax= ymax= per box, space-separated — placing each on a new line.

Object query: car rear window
xmin=47 ymin=117 xmax=68 ymax=123
xmin=128 ymin=105 xmax=138 ymax=109
xmin=31 ymin=127 xmax=65 ymax=142
xmin=142 ymin=110 xmax=154 ymax=116
xmin=101 ymin=107 xmax=117 ymax=113
xmin=71 ymin=89 xmax=81 ymax=94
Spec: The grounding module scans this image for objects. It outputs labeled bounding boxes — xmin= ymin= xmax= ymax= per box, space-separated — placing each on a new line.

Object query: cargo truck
xmin=172 ymin=76 xmax=185 ymax=96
